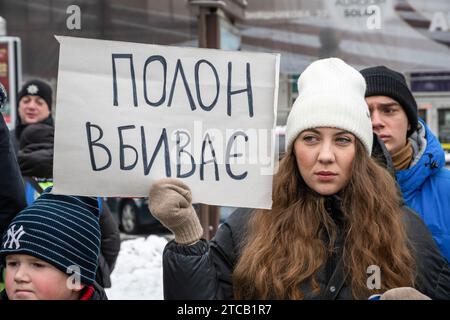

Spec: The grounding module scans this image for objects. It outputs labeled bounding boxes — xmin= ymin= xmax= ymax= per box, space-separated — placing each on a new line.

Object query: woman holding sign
xmin=148 ymin=58 xmax=450 ymax=299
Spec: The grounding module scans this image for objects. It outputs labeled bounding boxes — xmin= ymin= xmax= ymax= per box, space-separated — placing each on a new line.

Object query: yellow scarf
xmin=392 ymin=141 xmax=413 ymax=171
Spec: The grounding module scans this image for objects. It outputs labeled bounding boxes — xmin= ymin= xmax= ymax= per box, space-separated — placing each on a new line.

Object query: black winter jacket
xmin=10 ymin=116 xmax=54 ymax=154
xmin=17 ymin=122 xmax=54 ymax=178
xmin=0 ymin=114 xmax=26 ymax=234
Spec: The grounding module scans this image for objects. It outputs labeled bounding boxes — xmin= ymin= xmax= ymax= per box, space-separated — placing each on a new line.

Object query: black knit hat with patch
xmin=18 ymin=79 xmax=53 ymax=111
xmin=360 ymin=66 xmax=418 ymax=137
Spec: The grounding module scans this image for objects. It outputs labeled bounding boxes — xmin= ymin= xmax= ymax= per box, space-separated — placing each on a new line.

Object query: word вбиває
xmin=85 ymin=123 xmax=250 ymax=181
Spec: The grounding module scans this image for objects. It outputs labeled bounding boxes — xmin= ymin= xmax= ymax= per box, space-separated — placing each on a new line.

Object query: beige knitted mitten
xmin=380 ymin=287 xmax=431 ymax=300
xmin=149 ymin=178 xmax=203 ymax=245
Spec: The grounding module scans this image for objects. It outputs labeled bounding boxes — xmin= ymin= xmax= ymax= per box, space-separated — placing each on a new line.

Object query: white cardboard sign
xmin=53 ymin=36 xmax=279 ymax=209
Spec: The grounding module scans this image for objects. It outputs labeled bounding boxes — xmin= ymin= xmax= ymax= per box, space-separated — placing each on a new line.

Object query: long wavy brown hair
xmin=233 ymin=139 xmax=415 ymax=299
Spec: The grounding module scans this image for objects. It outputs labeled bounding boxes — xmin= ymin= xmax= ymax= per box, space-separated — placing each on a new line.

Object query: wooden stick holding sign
xmin=52 ymin=36 xmax=279 ymax=209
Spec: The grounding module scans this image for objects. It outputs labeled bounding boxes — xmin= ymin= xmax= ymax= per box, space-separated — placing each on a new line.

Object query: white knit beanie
xmin=286 ymin=58 xmax=373 ymax=154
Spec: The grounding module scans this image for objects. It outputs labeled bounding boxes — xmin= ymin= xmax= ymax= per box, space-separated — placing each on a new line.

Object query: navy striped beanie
xmin=0 ymin=188 xmax=101 ymax=285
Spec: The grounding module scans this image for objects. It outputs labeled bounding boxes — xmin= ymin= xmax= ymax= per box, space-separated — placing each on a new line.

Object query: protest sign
xmin=53 ymin=36 xmax=279 ymax=209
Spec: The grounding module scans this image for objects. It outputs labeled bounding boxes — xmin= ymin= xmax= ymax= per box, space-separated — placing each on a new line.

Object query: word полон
xmin=112 ymin=54 xmax=254 ymax=117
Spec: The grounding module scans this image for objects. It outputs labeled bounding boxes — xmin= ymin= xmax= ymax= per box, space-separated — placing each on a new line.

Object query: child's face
xmin=5 ymin=254 xmax=82 ymax=300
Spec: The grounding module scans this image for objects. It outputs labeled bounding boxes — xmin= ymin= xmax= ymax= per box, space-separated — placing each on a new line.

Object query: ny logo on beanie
xmin=3 ymin=225 xmax=26 ymax=250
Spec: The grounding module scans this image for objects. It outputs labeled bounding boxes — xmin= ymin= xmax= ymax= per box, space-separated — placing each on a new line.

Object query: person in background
xmin=12 ymin=79 xmax=55 ymax=205
xmin=148 ymin=58 xmax=450 ymax=300
xmin=0 ymin=188 xmax=107 ymax=300
xmin=361 ymin=66 xmax=450 ymax=263
xmin=11 ymin=79 xmax=53 ymax=153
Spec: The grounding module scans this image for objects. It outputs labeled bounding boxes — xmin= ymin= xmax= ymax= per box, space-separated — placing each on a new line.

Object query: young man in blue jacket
xmin=361 ymin=66 xmax=450 ymax=262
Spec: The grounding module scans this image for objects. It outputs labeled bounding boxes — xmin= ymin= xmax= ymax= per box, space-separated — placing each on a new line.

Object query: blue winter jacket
xmin=396 ymin=120 xmax=450 ymax=262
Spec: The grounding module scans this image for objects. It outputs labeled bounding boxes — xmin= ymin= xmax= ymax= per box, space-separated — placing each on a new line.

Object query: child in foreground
xmin=0 ymin=188 xmax=107 ymax=300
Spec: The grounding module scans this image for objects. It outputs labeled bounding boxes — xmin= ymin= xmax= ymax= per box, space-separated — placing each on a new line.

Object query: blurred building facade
xmin=2 ymin=0 xmax=450 ymax=139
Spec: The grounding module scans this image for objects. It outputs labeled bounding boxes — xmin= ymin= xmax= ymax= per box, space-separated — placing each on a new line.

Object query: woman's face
xmin=294 ymin=127 xmax=356 ymax=196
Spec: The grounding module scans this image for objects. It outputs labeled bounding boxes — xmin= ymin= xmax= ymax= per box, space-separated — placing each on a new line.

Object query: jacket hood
xmin=371 ymin=133 xmax=395 ymax=176
xmin=396 ymin=119 xmax=445 ymax=198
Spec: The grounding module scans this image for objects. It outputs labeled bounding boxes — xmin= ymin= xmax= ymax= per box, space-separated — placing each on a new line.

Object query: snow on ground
xmin=105 ymin=235 xmax=168 ymax=300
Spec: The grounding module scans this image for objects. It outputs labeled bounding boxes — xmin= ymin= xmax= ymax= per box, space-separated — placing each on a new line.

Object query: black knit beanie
xmin=18 ymin=79 xmax=53 ymax=111
xmin=360 ymin=66 xmax=418 ymax=137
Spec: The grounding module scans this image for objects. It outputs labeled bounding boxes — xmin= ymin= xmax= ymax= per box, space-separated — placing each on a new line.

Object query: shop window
xmin=438 ymin=109 xmax=450 ymax=150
